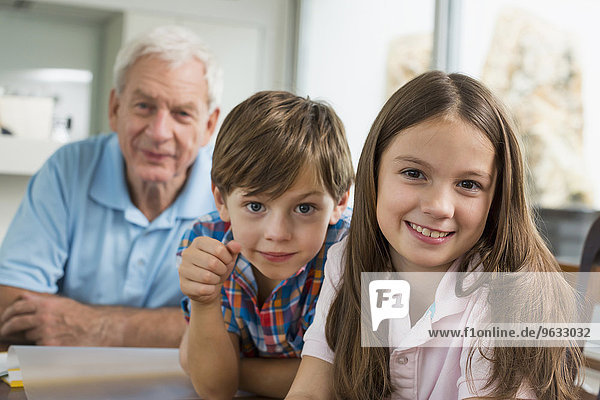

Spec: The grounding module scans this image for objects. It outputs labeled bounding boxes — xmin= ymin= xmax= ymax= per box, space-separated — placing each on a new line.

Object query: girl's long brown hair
xmin=325 ymin=71 xmax=582 ymax=399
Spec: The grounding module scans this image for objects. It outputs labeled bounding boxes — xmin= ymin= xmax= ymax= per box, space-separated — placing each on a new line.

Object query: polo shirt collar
xmin=169 ymin=143 xmax=215 ymax=219
xmin=390 ymin=258 xmax=486 ymax=349
xmin=90 ymin=134 xmax=214 ymax=226
xmin=89 ymin=133 xmax=131 ymax=212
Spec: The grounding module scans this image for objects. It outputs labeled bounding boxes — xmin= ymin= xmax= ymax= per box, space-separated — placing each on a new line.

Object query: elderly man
xmin=0 ymin=26 xmax=221 ymax=347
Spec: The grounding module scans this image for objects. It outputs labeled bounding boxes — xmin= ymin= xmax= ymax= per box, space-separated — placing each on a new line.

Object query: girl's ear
xmin=212 ymin=183 xmax=230 ymax=222
xmin=329 ymin=190 xmax=350 ymax=225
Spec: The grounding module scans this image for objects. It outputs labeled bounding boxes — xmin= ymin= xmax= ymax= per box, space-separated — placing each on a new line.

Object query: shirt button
xmin=137 ymin=259 xmax=145 ymax=266
xmin=397 ymin=355 xmax=409 ymax=365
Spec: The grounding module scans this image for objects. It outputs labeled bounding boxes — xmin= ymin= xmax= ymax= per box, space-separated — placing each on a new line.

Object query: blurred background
xmin=0 ymin=0 xmax=598 ymax=265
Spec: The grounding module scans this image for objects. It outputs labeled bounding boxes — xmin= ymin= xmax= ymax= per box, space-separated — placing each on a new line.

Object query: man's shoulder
xmin=50 ymin=133 xmax=115 ymax=168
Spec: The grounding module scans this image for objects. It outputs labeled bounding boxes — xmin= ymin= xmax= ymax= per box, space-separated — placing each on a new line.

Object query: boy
xmin=177 ymin=91 xmax=354 ymax=399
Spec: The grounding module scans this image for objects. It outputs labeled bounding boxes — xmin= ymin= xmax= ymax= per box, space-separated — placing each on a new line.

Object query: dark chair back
xmin=576 ymin=216 xmax=600 ymax=399
xmin=577 ymin=216 xmax=600 ymax=294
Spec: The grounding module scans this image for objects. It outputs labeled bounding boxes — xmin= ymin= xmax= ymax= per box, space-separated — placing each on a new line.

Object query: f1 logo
xmin=369 ymin=280 xmax=410 ymax=331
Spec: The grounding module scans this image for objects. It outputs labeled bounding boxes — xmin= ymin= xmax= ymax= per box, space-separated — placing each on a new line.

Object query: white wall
xmin=296 ymin=0 xmax=435 ymax=170
xmin=0 ymin=175 xmax=30 ymax=241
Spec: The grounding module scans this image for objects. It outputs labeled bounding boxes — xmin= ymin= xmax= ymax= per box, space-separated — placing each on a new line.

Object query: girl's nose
xmin=420 ymin=185 xmax=455 ymax=219
xmin=264 ymin=213 xmax=293 ymax=242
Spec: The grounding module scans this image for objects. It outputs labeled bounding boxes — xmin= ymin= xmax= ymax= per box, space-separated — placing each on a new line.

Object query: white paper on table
xmin=0 ymin=352 xmax=7 ymax=376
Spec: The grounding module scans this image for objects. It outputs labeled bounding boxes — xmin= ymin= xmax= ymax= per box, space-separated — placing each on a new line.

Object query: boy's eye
xmin=295 ymin=204 xmax=314 ymax=215
xmin=246 ymin=202 xmax=265 ymax=213
xmin=458 ymin=180 xmax=481 ymax=191
xmin=402 ymin=169 xmax=424 ymax=179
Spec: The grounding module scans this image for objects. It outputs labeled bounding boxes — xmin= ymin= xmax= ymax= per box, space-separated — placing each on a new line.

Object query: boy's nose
xmin=420 ymin=185 xmax=455 ymax=219
xmin=264 ymin=214 xmax=293 ymax=242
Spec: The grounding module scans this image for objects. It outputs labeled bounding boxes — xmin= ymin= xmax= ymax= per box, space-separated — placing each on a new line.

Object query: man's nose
xmin=146 ymin=109 xmax=173 ymax=142
xmin=264 ymin=213 xmax=293 ymax=242
xmin=420 ymin=184 xmax=455 ymax=219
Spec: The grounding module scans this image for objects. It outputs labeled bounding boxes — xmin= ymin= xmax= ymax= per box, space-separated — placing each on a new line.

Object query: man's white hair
xmin=112 ymin=25 xmax=223 ymax=113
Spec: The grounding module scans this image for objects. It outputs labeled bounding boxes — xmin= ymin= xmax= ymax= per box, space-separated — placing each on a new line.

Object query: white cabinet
xmin=0 ymin=136 xmax=63 ymax=176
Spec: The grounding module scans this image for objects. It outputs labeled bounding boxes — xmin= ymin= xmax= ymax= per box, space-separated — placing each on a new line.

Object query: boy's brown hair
xmin=211 ymin=90 xmax=354 ymax=201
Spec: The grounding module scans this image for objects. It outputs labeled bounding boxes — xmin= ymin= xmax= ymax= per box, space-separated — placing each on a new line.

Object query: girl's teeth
xmin=409 ymin=223 xmax=449 ymax=238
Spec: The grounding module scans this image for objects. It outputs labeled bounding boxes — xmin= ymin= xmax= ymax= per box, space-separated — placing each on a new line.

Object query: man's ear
xmin=329 ymin=190 xmax=350 ymax=225
xmin=212 ymin=183 xmax=230 ymax=222
xmin=200 ymin=108 xmax=220 ymax=146
xmin=108 ymin=89 xmax=120 ymax=132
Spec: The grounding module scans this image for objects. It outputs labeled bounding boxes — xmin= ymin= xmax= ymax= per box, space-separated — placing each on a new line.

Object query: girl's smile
xmin=376 ymin=115 xmax=497 ymax=273
xmin=405 ymin=221 xmax=455 ymax=243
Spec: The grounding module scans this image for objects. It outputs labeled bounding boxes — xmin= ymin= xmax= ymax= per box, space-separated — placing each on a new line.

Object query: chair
xmin=577 ymin=216 xmax=600 ymax=293
xmin=577 ymin=215 xmax=600 ymax=399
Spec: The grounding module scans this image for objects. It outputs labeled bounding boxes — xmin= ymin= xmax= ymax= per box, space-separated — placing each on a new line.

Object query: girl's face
xmin=376 ymin=116 xmax=497 ymax=273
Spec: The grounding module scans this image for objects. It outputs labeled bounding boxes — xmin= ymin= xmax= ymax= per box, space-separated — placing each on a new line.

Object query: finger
xmin=226 ymin=240 xmax=242 ymax=258
xmin=0 ymin=313 xmax=39 ymax=337
xmin=191 ymin=236 xmax=237 ymax=266
xmin=1 ymin=299 xmax=37 ymax=323
xmin=181 ymin=247 xmax=230 ymax=277
xmin=179 ymin=279 xmax=220 ymax=300
xmin=179 ymin=263 xmax=222 ymax=285
xmin=24 ymin=326 xmax=44 ymax=344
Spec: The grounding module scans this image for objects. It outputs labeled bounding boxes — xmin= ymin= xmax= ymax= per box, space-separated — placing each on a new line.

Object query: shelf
xmin=0 ymin=136 xmax=64 ymax=176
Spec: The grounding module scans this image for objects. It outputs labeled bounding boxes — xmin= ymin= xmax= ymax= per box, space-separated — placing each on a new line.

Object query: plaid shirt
xmin=178 ymin=209 xmax=351 ymax=358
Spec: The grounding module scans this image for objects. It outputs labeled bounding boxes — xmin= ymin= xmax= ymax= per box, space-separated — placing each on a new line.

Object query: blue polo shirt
xmin=0 ymin=133 xmax=216 ymax=308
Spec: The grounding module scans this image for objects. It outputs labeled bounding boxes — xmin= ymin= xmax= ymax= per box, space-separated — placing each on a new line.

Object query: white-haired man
xmin=0 ymin=26 xmax=221 ymax=347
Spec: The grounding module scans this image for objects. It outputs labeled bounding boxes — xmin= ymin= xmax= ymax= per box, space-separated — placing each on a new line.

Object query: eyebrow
xmin=240 ymin=190 xmax=325 ymax=201
xmin=393 ymin=155 xmax=494 ymax=181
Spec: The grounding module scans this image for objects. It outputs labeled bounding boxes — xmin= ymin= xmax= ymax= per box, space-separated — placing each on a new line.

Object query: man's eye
xmin=136 ymin=102 xmax=149 ymax=109
xmin=295 ymin=204 xmax=314 ymax=214
xmin=246 ymin=202 xmax=264 ymax=213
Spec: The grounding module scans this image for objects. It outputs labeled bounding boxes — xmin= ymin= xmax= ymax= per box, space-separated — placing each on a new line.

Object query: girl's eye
xmin=402 ymin=169 xmax=424 ymax=179
xmin=458 ymin=180 xmax=481 ymax=191
xmin=246 ymin=202 xmax=265 ymax=213
xmin=295 ymin=204 xmax=315 ymax=215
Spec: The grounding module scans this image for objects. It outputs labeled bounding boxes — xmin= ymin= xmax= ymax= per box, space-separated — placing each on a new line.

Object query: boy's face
xmin=213 ymin=168 xmax=348 ymax=283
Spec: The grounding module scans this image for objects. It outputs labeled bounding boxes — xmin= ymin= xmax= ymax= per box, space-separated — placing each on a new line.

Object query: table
xmin=0 ymin=343 xmax=274 ymax=400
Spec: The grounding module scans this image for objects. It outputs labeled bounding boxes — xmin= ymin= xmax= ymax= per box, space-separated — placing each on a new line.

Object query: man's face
xmin=109 ymin=55 xmax=218 ymax=187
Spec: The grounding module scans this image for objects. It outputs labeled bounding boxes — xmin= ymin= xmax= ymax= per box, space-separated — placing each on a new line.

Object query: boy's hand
xmin=179 ymin=238 xmax=242 ymax=304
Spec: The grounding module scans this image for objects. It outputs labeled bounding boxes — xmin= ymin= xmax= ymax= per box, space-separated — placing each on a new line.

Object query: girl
xmin=285 ymin=71 xmax=582 ymax=400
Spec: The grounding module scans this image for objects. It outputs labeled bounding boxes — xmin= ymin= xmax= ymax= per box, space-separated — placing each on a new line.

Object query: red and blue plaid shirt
xmin=178 ymin=209 xmax=351 ymax=358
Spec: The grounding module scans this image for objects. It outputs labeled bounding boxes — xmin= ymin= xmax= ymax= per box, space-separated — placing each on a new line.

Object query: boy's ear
xmin=329 ymin=190 xmax=350 ymax=225
xmin=212 ymin=183 xmax=230 ymax=222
